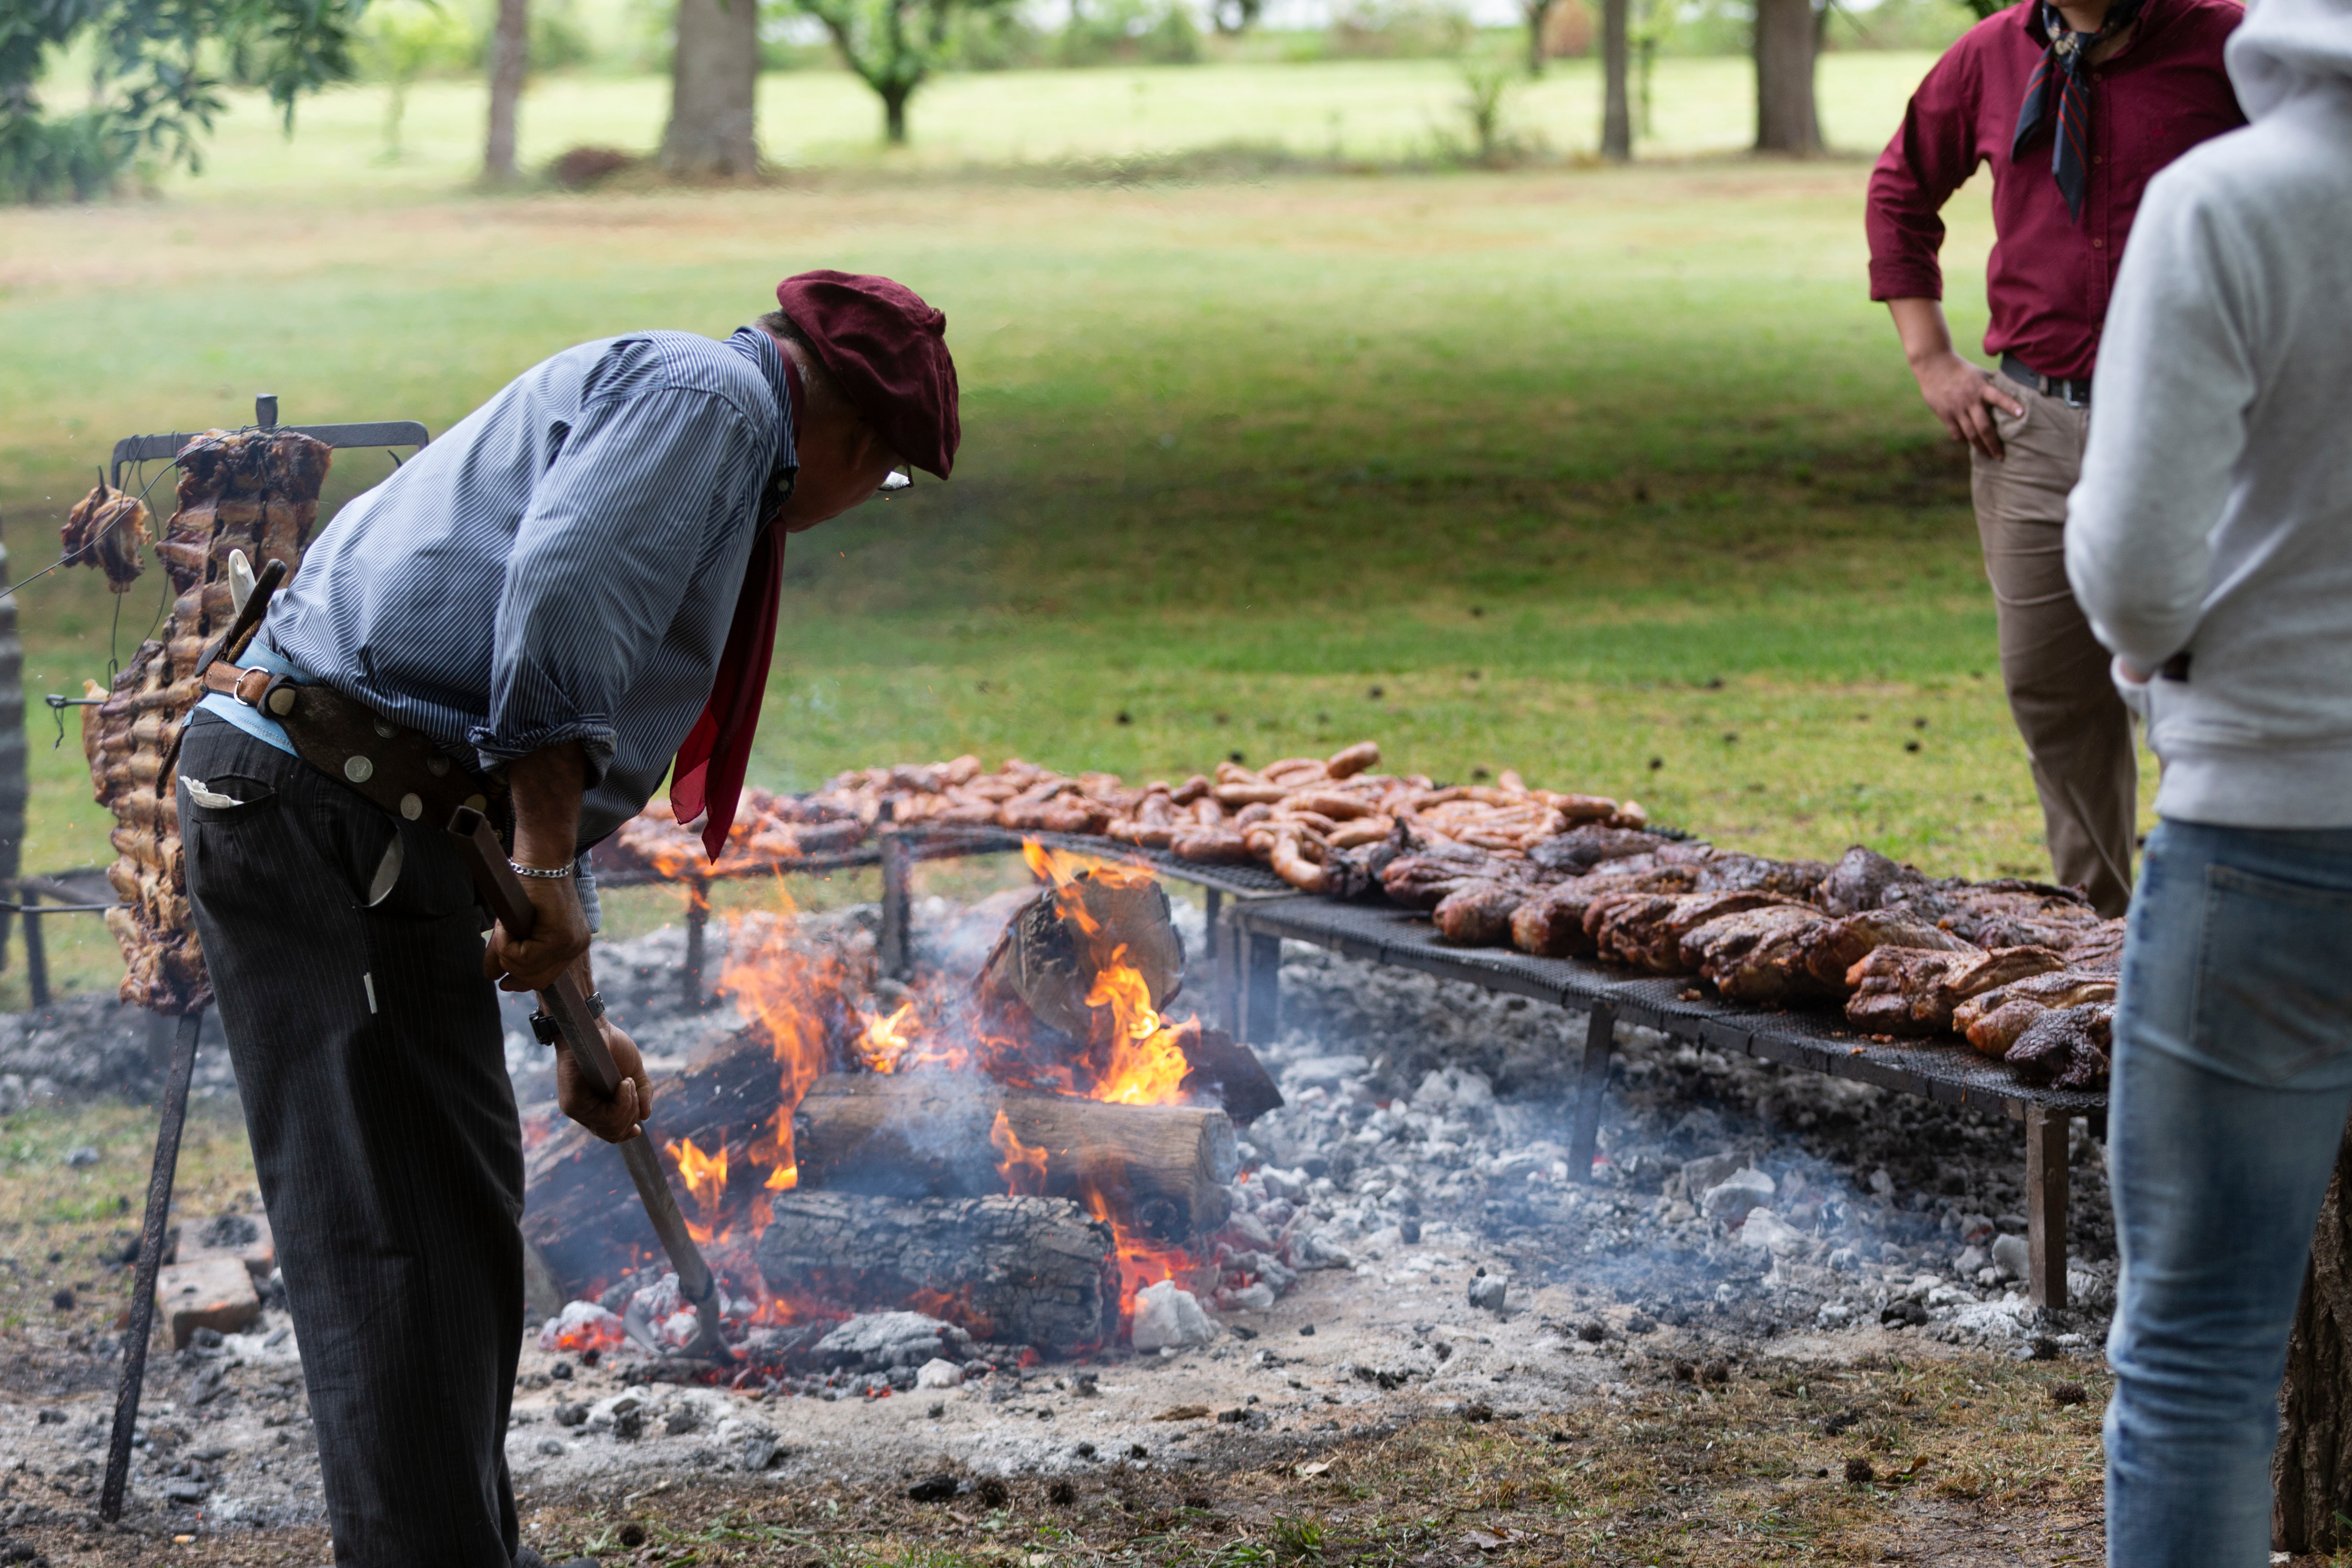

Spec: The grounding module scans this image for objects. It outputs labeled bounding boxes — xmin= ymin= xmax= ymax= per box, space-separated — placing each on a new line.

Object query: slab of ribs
xmin=74 ymin=430 xmax=330 ymax=1015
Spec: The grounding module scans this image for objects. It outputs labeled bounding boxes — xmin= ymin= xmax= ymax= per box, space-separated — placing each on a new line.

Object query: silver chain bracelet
xmin=509 ymin=859 xmax=574 ymax=880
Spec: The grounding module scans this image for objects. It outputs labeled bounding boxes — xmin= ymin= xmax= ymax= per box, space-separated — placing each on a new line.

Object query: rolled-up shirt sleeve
xmin=468 ymin=383 xmax=765 ymax=785
xmin=1867 ymin=49 xmax=1985 ymax=303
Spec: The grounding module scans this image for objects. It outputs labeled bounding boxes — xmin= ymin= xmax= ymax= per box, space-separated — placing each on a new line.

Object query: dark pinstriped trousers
xmin=178 ymin=713 xmax=523 ymax=1568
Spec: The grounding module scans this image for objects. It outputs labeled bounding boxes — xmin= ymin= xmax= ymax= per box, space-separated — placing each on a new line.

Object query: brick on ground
xmin=155 ymin=1256 xmax=259 ymax=1348
xmin=179 ymin=1212 xmax=275 ymax=1282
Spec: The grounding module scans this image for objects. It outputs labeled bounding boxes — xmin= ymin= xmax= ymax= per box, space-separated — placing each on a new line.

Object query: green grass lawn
xmin=136 ymin=52 xmax=1946 ymax=192
xmin=0 ymin=55 xmax=2150 ymax=1004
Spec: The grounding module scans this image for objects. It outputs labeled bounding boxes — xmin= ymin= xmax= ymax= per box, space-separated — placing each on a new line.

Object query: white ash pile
xmin=1241 ymin=944 xmax=2117 ymax=1353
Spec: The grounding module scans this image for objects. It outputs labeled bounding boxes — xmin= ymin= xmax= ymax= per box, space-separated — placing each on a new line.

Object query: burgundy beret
xmin=774 ymin=270 xmax=960 ymax=480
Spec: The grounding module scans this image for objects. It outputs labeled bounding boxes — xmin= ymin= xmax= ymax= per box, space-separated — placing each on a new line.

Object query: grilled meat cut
xmin=1593 ymin=889 xmax=1800 ymax=973
xmin=2006 ymin=1002 xmax=2113 ymax=1089
xmin=1935 ymin=882 xmax=2104 ymax=952
xmin=1954 ymin=970 xmax=2120 ymax=1057
xmin=1435 ymin=880 xmax=1533 ymax=946
xmin=61 ymin=483 xmax=152 ymax=593
xmin=1844 ymin=944 xmax=2067 ymax=1036
xmin=84 ymin=429 xmax=331 ymax=1014
xmin=2060 ymin=920 xmax=2127 ymax=974
xmin=1695 ymin=853 xmax=1835 ymax=900
xmin=1818 ymin=845 xmax=1941 ymax=916
xmin=1795 ymin=911 xmax=1978 ymax=990
xmin=1682 ymin=903 xmax=1833 ymax=1003
xmin=1526 ymin=825 xmax=1674 ymax=876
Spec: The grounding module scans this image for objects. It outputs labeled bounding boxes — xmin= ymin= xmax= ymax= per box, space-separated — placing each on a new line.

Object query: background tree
xmin=1521 ymin=0 xmax=1557 ymax=74
xmin=796 ymin=0 xmax=1011 ymax=145
xmin=361 ymin=0 xmax=472 ymax=161
xmin=1753 ymin=0 xmax=1820 ymax=153
xmin=1208 ymin=0 xmax=1261 ymax=33
xmin=483 ymin=0 xmax=529 ymax=181
xmin=663 ymin=0 xmax=760 ymax=174
xmin=2 ymin=0 xmax=365 ymax=203
xmin=1599 ymin=0 xmax=1630 ymax=158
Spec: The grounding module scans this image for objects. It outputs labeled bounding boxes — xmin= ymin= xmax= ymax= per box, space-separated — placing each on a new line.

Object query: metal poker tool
xmin=446 ymin=808 xmax=734 ymax=1364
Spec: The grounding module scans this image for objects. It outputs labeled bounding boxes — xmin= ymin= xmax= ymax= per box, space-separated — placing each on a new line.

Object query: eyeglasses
xmin=877 ymin=468 xmax=912 ymax=497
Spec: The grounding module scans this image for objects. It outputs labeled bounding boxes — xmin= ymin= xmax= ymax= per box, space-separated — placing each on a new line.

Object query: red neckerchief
xmin=668 ymin=349 xmax=801 ymax=859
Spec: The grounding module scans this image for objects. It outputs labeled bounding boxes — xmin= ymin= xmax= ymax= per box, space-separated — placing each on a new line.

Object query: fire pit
xmin=525 ymin=842 xmax=1289 ymax=1380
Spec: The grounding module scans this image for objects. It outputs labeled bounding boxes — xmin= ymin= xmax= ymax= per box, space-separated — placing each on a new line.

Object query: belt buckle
xmin=230 ymin=667 xmax=271 ymax=708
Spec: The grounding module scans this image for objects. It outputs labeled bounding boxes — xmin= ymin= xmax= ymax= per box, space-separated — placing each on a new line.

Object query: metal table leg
xmin=1568 ymin=1004 xmax=1617 ymax=1181
xmin=101 ymin=1008 xmax=204 ymax=1521
xmin=878 ymin=834 xmax=913 ymax=982
xmin=1201 ymin=888 xmax=1226 ymax=1031
xmin=1240 ymin=930 xmax=1282 ymax=1046
xmin=682 ymin=881 xmax=710 ymax=1013
xmin=21 ymin=885 xmax=48 ymax=1008
xmin=2027 ymin=1104 xmax=2071 ymax=1310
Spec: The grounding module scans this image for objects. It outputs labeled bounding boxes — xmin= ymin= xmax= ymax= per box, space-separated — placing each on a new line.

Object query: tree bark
xmin=1753 ymin=0 xmax=1821 ymax=155
xmin=483 ymin=0 xmax=529 ymax=182
xmin=0 ymin=533 xmax=24 ymax=970
xmin=1523 ymin=0 xmax=1555 ymax=75
xmin=883 ymin=87 xmax=909 ymax=145
xmin=2275 ymin=1124 xmax=2352 ymax=1554
xmin=755 ymin=1190 xmax=1115 ymax=1353
xmin=792 ymin=1073 xmax=1239 ymax=1241
xmin=1599 ymin=0 xmax=1631 ymax=160
xmin=662 ymin=0 xmax=760 ymax=178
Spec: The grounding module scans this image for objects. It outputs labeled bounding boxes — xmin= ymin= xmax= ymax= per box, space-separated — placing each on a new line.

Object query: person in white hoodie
xmin=2065 ymin=0 xmax=2352 ymax=1557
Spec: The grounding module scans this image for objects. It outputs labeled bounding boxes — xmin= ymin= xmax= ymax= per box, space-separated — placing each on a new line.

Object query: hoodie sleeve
xmin=2065 ymin=160 xmax=2263 ymax=673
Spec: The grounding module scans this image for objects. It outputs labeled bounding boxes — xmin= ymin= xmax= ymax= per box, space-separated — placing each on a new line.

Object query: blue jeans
xmin=2107 ymin=820 xmax=2352 ymax=1568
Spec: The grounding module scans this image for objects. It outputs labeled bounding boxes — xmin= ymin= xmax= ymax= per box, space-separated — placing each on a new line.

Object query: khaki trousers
xmin=1969 ymin=371 xmax=2138 ymax=916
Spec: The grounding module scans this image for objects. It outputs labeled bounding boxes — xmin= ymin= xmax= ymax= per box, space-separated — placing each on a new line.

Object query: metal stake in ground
xmin=446 ymin=807 xmax=733 ymax=1362
xmin=100 ymin=1007 xmax=204 ymax=1522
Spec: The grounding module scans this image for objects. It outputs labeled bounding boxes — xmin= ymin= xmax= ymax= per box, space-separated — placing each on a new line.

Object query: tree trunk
xmin=483 ymin=0 xmax=529 ymax=182
xmin=755 ymin=1190 xmax=1115 ymax=1353
xmin=1753 ymin=0 xmax=1821 ymax=155
xmin=662 ymin=0 xmax=760 ymax=178
xmin=882 ymin=86 xmax=910 ymax=146
xmin=0 ymin=531 xmax=24 ymax=971
xmin=1600 ymin=0 xmax=1632 ymax=161
xmin=2275 ymin=1124 xmax=2352 ymax=1554
xmin=1524 ymin=0 xmax=1554 ymax=75
xmin=792 ymin=1073 xmax=1239 ymax=1241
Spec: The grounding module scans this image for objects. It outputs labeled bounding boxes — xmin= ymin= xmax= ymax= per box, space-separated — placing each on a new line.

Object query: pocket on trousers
xmin=2190 ymin=864 xmax=2352 ymax=1085
xmin=178 ymin=773 xmax=280 ymax=824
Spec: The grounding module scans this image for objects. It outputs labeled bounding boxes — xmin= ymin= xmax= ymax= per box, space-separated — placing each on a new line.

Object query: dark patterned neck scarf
xmin=2012 ymin=0 xmax=2144 ymax=223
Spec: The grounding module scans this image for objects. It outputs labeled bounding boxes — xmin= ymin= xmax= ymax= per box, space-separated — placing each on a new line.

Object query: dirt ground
xmin=3 ymin=1253 xmax=2135 ymax=1568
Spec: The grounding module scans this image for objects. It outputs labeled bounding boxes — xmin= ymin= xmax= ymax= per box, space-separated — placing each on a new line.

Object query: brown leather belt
xmin=201 ymin=659 xmax=509 ymax=829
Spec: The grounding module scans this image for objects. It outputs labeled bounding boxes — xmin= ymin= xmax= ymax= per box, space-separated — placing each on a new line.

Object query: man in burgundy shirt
xmin=1865 ymin=0 xmax=2241 ymax=914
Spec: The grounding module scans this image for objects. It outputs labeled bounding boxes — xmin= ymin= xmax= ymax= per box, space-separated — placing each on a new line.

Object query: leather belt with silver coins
xmin=200 ymin=659 xmax=509 ymax=831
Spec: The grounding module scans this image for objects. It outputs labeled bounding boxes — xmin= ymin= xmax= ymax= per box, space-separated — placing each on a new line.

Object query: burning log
xmin=792 ymin=1073 xmax=1239 ymax=1242
xmin=754 ymin=1190 xmax=1114 ymax=1353
xmin=975 ymin=873 xmax=1184 ymax=1041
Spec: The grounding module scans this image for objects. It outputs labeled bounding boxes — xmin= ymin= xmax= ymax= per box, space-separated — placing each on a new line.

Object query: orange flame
xmin=1085 ymin=948 xmax=1193 ymax=1106
xmin=666 ymin=1134 xmax=730 ymax=1244
xmin=990 ymin=1109 xmax=1052 ymax=1196
xmin=1080 ymin=1184 xmax=1199 ymax=1335
xmin=1023 ymin=838 xmax=1158 ymax=901
xmin=719 ymin=909 xmax=850 ymax=1203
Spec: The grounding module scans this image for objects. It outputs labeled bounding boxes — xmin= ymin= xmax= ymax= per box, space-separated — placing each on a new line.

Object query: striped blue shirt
xmin=252 ymin=326 xmax=796 ymax=859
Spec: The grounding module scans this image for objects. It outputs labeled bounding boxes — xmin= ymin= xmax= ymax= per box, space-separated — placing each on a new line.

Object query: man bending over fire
xmin=174 ymin=272 xmax=958 ymax=1568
